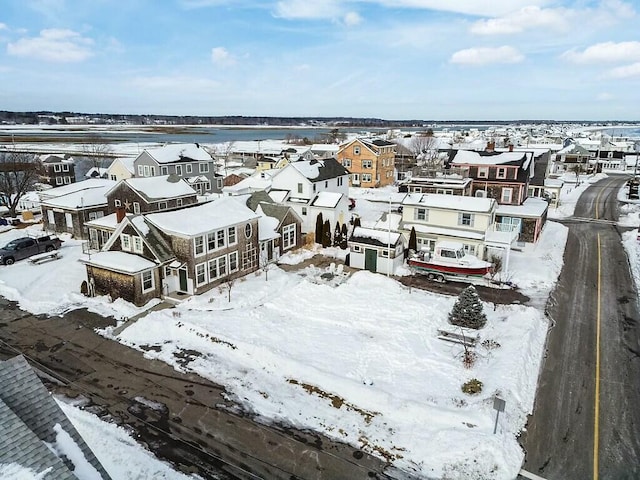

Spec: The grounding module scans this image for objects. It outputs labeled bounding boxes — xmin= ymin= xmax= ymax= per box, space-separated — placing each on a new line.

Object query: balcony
xmin=485 ymin=222 xmax=519 ymax=247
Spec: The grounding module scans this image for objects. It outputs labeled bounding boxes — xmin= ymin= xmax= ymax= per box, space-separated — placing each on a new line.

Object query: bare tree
xmin=82 ymin=135 xmax=113 ymax=170
xmin=259 ymin=247 xmax=272 ymax=281
xmin=410 ymin=133 xmax=440 ymax=176
xmin=207 ymin=141 xmax=236 ymax=177
xmin=220 ymin=274 xmax=236 ymax=302
xmin=0 ymin=151 xmax=42 ymax=217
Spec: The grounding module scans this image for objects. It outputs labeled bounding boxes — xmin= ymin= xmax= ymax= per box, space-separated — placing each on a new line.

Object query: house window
xmin=65 ymin=213 xmax=73 ymax=229
xmin=164 ymin=265 xmax=172 ymax=277
xmin=354 ymin=146 xmax=361 ymax=155
xmin=56 ymin=177 xmax=63 ymax=185
xmin=195 ymin=263 xmax=206 ymax=286
xmin=352 ymin=173 xmax=360 ymax=184
xmin=208 ymin=256 xmax=227 ymax=281
xmin=110 ymin=174 xmax=117 ymax=181
xmin=497 ymin=167 xmax=507 ymax=179
xmin=161 ymin=166 xmax=168 ymax=175
xmin=380 ymin=249 xmax=389 ymax=258
xmin=217 ymin=178 xmax=223 ymax=189
xmin=228 ymin=226 xmax=236 ymax=245
xmin=245 ymin=223 xmax=252 ymax=239
xmin=458 ymin=212 xmax=475 ymax=227
xmin=88 ymin=211 xmax=104 ymax=221
xmin=301 ymin=207 xmax=307 ymax=216
xmin=150 ymin=166 xmax=156 ymax=176
xmin=47 ymin=210 xmax=55 ymax=225
xmin=501 ymin=187 xmax=513 ymax=203
xmin=114 ymin=199 xmax=122 ymax=208
xmin=121 ymin=234 xmax=131 ymax=251
xmin=325 ymin=180 xmax=328 ymax=188
xmin=177 ymin=198 xmax=183 ymax=207
xmin=436 ymin=189 xmax=453 ymax=195
xmin=338 ymin=177 xmax=343 ymax=186
xmin=283 ymin=224 xmax=296 ymax=250
xmin=176 ymin=165 xmax=182 ymax=176
xmin=185 ymin=164 xmax=193 ymax=174
xmin=217 ymin=229 xmax=225 ymax=248
xmin=62 ymin=164 xmax=69 ymax=172
xmin=362 ymin=173 xmax=372 ymax=182
xmin=194 ymin=235 xmax=205 ymax=255
xmin=414 ymin=208 xmax=428 ymax=221
xmin=205 ymin=181 xmax=211 ymax=191
xmin=352 ymin=244 xmax=361 ymax=252
xmin=199 ymin=163 xmax=209 ymax=173
xmin=143 ymin=165 xmax=150 ymax=177
xmin=207 ymin=232 xmax=217 ymax=251
xmin=63 ymin=176 xmax=71 ymax=184
xmin=142 ymin=270 xmax=154 ymax=292
xmin=228 ymin=251 xmax=238 ymax=272
xmin=54 ymin=164 xmax=62 ymax=173
xmin=297 ymin=183 xmax=303 ymax=194
xmin=133 ymin=202 xmax=140 ymax=214
xmin=343 ymin=159 xmax=351 ymax=167
xmin=133 ymin=236 xmax=143 ymax=254
xmin=478 ymin=167 xmax=489 ymax=178
xmin=158 ymin=202 xmax=167 ymax=210
xmin=362 ymin=160 xmax=372 ymax=169
xmin=243 ymin=243 xmax=256 ymax=270
xmin=137 ymin=165 xmax=144 ymax=176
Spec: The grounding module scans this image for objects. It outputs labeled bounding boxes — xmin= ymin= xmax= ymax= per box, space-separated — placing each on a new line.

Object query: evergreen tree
xmin=340 ymin=223 xmax=348 ymax=249
xmin=315 ymin=213 xmax=324 ymax=244
xmin=448 ymin=285 xmax=487 ymax=329
xmin=333 ymin=221 xmax=341 ymax=247
xmin=408 ymin=226 xmax=417 ymax=251
xmin=322 ymin=220 xmax=332 ymax=248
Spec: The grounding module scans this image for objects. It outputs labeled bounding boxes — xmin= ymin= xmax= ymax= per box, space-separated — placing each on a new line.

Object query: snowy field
xmin=0 ymin=173 xmax=636 ymax=479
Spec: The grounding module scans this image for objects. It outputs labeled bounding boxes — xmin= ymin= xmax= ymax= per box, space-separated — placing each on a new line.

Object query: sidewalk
xmin=112 ymin=301 xmax=174 ymax=336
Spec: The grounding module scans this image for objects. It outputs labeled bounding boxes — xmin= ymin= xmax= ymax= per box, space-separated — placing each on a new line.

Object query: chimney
xmin=486 ymin=141 xmax=495 ymax=152
xmin=116 ymin=207 xmax=126 ymax=223
xmin=508 ymin=144 xmax=514 ymax=152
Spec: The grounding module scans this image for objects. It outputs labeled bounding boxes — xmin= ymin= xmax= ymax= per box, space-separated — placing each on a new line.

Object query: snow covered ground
xmin=0 ymin=174 xmax=635 ymax=479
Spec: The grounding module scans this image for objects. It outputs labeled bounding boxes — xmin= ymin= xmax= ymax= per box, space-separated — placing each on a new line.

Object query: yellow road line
xmin=594 ymin=233 xmax=602 ymax=480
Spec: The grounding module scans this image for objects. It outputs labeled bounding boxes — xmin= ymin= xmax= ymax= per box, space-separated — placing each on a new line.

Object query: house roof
xmin=83 ymin=251 xmax=158 ymax=273
xmin=41 ymin=155 xmax=73 ymax=164
xmin=129 ymin=216 xmax=175 ymax=263
xmin=310 ymin=191 xmax=343 ymax=208
xmin=350 ymin=226 xmax=402 ymax=248
xmin=287 ymin=158 xmax=349 ymax=182
xmin=256 ymin=207 xmax=280 ymax=242
xmin=40 ymin=182 xmax=115 ymax=210
xmin=108 ymin=157 xmax=135 ymax=174
xmin=146 ymin=195 xmax=259 ymax=237
xmin=448 ymin=150 xmax=531 ymax=167
xmin=364 ymin=139 xmax=396 ymax=148
xmin=0 ymin=355 xmax=112 ymax=480
xmin=245 ymin=191 xmax=275 ymax=211
xmin=39 ymin=179 xmax=115 ymax=200
xmin=496 ymin=197 xmax=548 ymax=218
xmin=402 ymin=193 xmax=495 ymax=213
xmin=112 ymin=175 xmax=197 ymax=202
xmin=143 ymin=143 xmax=213 ymax=164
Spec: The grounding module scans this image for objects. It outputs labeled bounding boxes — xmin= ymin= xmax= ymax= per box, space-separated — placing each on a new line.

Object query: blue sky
xmin=1 ymin=0 xmax=639 ymax=120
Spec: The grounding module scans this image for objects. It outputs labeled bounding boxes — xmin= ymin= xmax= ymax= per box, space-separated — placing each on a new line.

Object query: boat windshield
xmin=456 ymin=249 xmax=465 ymax=259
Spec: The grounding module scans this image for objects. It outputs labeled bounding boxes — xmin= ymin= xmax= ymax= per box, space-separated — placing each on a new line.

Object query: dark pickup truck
xmin=0 ymin=235 xmax=63 ymax=265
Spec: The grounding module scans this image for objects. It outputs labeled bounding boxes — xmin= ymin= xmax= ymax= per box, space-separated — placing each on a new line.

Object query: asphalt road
xmin=520 ymin=176 xmax=640 ymax=480
xmin=0 ymin=300 xmax=395 ymax=480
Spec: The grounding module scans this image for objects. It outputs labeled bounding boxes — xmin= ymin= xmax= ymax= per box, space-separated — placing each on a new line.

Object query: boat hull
xmin=408 ymin=259 xmax=492 ymax=277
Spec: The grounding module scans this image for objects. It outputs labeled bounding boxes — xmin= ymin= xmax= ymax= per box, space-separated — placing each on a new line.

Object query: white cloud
xmin=562 ymin=41 xmax=640 ymax=64
xmin=7 ymin=29 xmax=93 ymax=62
xmin=343 ymin=11 xmax=362 ymax=26
xmin=0 ymin=23 xmax=8 ymax=30
xmin=211 ymin=46 xmax=236 ymax=65
xmin=605 ymin=62 xmax=640 ymax=79
xmin=274 ymin=0 xmax=342 ymax=20
xmin=450 ymin=45 xmax=524 ymax=65
xmin=470 ymin=6 xmax=567 ymax=35
xmin=367 ymin=0 xmax=551 ymax=17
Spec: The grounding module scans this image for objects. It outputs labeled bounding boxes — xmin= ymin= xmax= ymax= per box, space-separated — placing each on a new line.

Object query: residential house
xmin=269 ymin=158 xmax=350 ymax=235
xmin=40 ymin=154 xmax=75 ymax=187
xmin=106 ymin=175 xmax=199 ymax=215
xmin=105 ymin=157 xmax=135 ymax=182
xmin=392 ymin=142 xmax=418 ymax=182
xmin=0 ymin=355 xmax=112 ymax=479
xmin=337 ymin=138 xmax=396 ymax=188
xmin=400 ymin=193 xmax=501 ymax=259
xmin=223 ymin=173 xmax=249 ymax=187
xmin=348 ymin=227 xmax=404 ymax=275
xmin=84 ymin=166 xmax=109 ymax=179
xmin=133 ymin=143 xmax=222 ymax=194
xmin=401 ymin=176 xmax=472 ymax=196
xmin=246 ymin=191 xmax=304 ymax=263
xmin=83 ymin=196 xmax=260 ymax=305
xmin=495 ymin=197 xmax=548 ymax=244
xmin=446 ymin=149 xmax=534 ymax=206
xmin=551 ymin=143 xmax=592 ymax=176
xmin=40 ymin=179 xmax=116 ymax=239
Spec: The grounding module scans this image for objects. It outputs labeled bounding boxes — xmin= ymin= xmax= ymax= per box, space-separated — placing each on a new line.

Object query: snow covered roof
xmin=256 ymin=206 xmax=280 ymax=242
xmin=224 ymin=171 xmax=274 ymax=194
xmin=146 ymin=196 xmax=259 ymax=237
xmin=403 ymin=193 xmax=495 ymax=213
xmin=85 ymin=212 xmax=122 ymax=230
xmin=287 ymin=158 xmax=348 ymax=182
xmin=403 ymin=223 xmax=485 ymax=240
xmin=311 ymin=191 xmax=343 ymax=208
xmin=350 ymin=226 xmax=402 ymax=247
xmin=450 ymin=150 xmax=531 ymax=167
xmin=144 ymin=143 xmax=213 ymax=164
xmin=83 ymin=251 xmax=157 ymax=273
xmin=41 ymin=183 xmax=114 ymax=209
xmin=108 ymin=156 xmax=136 ymax=174
xmin=115 ymin=175 xmax=197 ymax=200
xmin=496 ymin=197 xmax=548 ymax=218
xmin=85 ymin=167 xmax=109 ymax=178
xmin=39 ymin=179 xmax=115 ymax=200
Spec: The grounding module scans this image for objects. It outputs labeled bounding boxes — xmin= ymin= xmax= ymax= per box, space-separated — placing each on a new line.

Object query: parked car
xmin=0 ymin=235 xmax=63 ymax=265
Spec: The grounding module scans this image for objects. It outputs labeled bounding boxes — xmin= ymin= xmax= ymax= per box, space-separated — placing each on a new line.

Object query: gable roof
xmin=0 ymin=356 xmax=111 ymax=479
xmin=110 ymin=175 xmax=197 ymax=202
xmin=310 ymin=191 xmax=343 ymax=208
xmin=143 ymin=143 xmax=213 ymax=164
xmin=40 ymin=183 xmax=114 ymax=210
xmin=448 ymin=150 xmax=531 ymax=168
xmin=350 ymin=226 xmax=402 ymax=248
xmin=146 ymin=195 xmax=259 ymax=237
xmin=403 ymin=193 xmax=495 ymax=213
xmin=101 ymin=215 xmax=174 ymax=264
xmin=245 ymin=191 xmax=275 ymax=211
xmin=39 ymin=179 xmax=115 ymax=201
xmin=287 ymin=158 xmax=348 ymax=182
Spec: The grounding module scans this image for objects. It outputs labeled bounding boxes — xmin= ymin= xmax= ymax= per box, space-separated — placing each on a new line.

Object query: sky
xmin=0 ymin=0 xmax=639 ymax=121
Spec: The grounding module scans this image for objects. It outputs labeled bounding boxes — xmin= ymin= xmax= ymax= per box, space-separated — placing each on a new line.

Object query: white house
xmin=106 ymin=157 xmax=135 ymax=181
xmin=348 ymin=227 xmax=404 ymax=275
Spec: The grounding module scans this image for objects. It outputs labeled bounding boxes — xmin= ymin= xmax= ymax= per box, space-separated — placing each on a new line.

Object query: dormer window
xmin=354 ymin=146 xmax=360 ymax=155
xmin=497 ymin=167 xmax=507 ymax=179
xmin=478 ymin=167 xmax=488 ymax=178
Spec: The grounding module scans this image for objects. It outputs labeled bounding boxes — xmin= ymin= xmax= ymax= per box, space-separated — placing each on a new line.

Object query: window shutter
xmin=457 ymin=212 xmax=463 ymax=225
xmin=470 ymin=214 xmax=475 ymax=227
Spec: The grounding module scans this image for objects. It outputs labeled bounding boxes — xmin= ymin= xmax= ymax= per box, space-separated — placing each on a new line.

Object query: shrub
xmin=461 ymin=378 xmax=483 ymax=395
